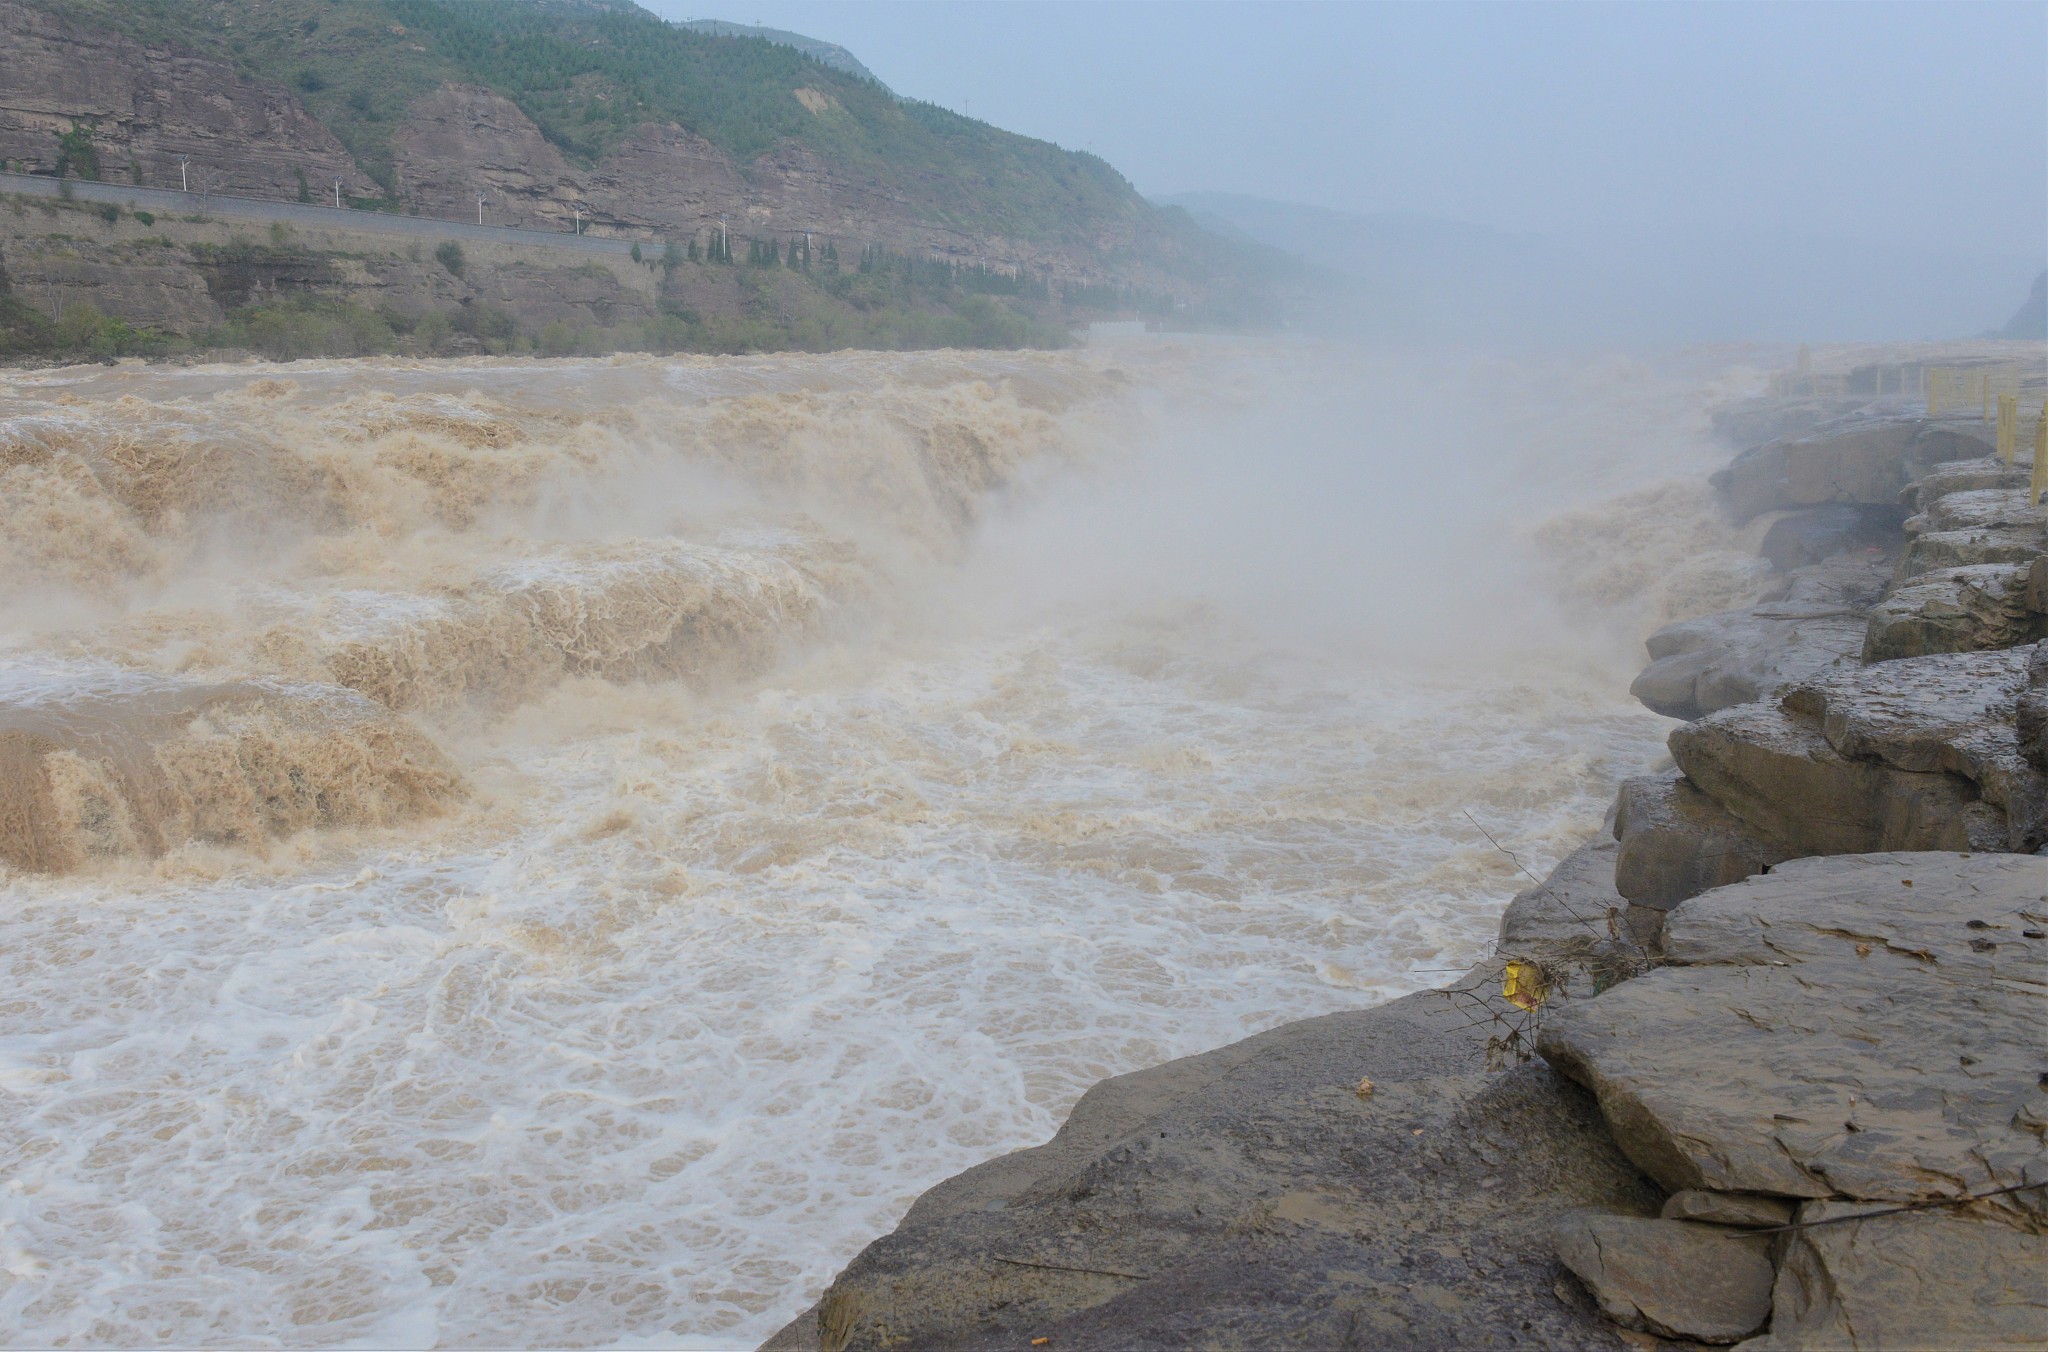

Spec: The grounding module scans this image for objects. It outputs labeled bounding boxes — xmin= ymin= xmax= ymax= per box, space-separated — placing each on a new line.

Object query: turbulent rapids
xmin=0 ymin=342 xmax=1774 ymax=1345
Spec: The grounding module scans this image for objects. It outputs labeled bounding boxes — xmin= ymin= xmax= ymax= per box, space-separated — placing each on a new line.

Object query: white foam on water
xmin=0 ymin=341 xmax=1770 ymax=1346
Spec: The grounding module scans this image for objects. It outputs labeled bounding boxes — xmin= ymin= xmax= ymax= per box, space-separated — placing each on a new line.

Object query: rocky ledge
xmin=769 ymin=386 xmax=2048 ymax=1350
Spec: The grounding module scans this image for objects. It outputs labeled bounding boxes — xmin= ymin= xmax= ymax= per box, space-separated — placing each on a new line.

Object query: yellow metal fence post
xmin=2033 ymin=401 xmax=2048 ymax=510
xmin=1997 ymin=393 xmax=2016 ymax=463
xmin=1928 ymin=368 xmax=1943 ymax=416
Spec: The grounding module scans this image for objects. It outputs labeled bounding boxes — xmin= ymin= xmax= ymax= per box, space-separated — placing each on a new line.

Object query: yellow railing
xmin=2033 ymin=400 xmax=2048 ymax=506
xmin=1926 ymin=365 xmax=2040 ymax=419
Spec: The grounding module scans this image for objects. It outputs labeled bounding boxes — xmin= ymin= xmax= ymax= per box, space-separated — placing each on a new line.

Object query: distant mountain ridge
xmin=678 ymin=19 xmax=890 ymax=91
xmin=1995 ymin=272 xmax=2046 ymax=340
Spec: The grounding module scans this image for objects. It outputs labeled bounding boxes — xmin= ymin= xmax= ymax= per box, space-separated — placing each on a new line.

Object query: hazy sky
xmin=641 ymin=0 xmax=2047 ymax=262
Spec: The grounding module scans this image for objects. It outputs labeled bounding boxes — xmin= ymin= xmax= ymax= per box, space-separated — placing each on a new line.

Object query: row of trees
xmin=667 ymin=232 xmax=1052 ymax=301
xmin=845 ymin=244 xmax=1052 ymax=299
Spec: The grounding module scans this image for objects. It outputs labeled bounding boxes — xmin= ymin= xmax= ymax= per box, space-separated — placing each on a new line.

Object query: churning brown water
xmin=0 ymin=341 xmax=1772 ymax=1345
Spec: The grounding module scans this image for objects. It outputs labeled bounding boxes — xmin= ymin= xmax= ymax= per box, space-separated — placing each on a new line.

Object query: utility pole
xmin=720 ymin=216 xmax=728 ymax=259
xmin=178 ymin=155 xmax=189 ymax=192
xmin=333 ymin=177 xmax=343 ymax=209
xmin=574 ymin=207 xmax=583 ymax=236
xmin=477 ymin=192 xmax=486 ymax=226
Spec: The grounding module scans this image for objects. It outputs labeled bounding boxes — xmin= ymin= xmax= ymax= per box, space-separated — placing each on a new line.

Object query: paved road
xmin=0 ymin=170 xmax=645 ymax=259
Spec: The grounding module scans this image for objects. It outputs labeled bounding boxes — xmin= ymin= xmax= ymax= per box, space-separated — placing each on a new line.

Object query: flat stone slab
xmin=1710 ymin=396 xmax=1874 ymax=452
xmin=1913 ymin=487 xmax=2047 ymax=535
xmin=1899 ymin=528 xmax=2047 ymax=580
xmin=1551 ymin=1211 xmax=1773 ymax=1343
xmin=1540 ymin=852 xmax=2048 ymax=1220
xmin=1903 ymin=459 xmax=2032 ymax=513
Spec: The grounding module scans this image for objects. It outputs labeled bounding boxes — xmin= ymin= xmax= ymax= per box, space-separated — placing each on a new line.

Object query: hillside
xmin=3 ymin=0 xmax=1220 ymax=287
xmin=0 ymin=0 xmax=1268 ymax=360
xmin=678 ymin=18 xmax=890 ymax=91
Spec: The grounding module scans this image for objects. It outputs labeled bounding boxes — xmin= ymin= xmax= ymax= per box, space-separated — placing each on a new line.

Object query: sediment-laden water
xmin=0 ymin=341 xmax=1770 ymax=1346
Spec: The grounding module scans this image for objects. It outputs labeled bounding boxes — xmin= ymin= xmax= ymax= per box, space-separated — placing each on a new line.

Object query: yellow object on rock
xmin=1503 ymin=959 xmax=1548 ymax=1011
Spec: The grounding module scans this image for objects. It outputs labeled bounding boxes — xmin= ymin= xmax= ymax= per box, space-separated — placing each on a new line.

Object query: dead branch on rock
xmin=1436 ymin=811 xmax=1665 ymax=1070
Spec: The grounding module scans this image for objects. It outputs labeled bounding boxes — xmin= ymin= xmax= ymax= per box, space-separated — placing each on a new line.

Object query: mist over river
xmin=0 ymin=341 xmax=1774 ymax=1346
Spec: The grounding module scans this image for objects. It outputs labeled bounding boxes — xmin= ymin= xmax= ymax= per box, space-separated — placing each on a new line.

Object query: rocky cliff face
xmin=0 ymin=2 xmax=1177 ymax=293
xmin=0 ymin=198 xmax=660 ymax=340
xmin=0 ymin=0 xmax=373 ymax=200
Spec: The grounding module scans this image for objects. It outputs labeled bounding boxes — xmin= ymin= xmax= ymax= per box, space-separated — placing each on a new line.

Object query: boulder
xmin=1745 ymin=1202 xmax=2048 ymax=1350
xmin=1758 ymin=503 xmax=1906 ymax=572
xmin=1632 ymin=554 xmax=1889 ymax=720
xmin=1540 ymin=852 xmax=2048 ymax=1220
xmin=1550 ymin=1211 xmax=1774 ymax=1343
xmin=1862 ymin=562 xmax=2047 ymax=662
xmin=1711 ymin=417 xmax=1998 ymax=523
xmin=1612 ymin=772 xmax=1794 ymax=910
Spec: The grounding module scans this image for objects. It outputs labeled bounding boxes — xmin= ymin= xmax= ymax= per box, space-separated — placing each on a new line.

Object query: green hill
xmin=25 ymin=0 xmax=1159 ymax=251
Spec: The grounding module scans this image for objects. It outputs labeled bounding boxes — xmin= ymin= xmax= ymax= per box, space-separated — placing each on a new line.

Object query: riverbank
xmin=766 ymin=347 xmax=2048 ymax=1350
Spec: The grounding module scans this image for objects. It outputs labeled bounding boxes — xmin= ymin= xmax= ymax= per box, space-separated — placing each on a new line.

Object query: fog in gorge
xmin=656 ymin=0 xmax=2048 ymax=345
xmin=2 ymin=4 xmax=2043 ymax=1348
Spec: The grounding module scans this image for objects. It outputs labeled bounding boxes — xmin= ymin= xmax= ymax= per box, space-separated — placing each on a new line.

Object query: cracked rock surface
xmin=1781 ymin=645 xmax=2048 ymax=852
xmin=1745 ymin=1201 xmax=2048 ymax=1350
xmin=1539 ymin=852 xmax=2047 ymax=1219
xmin=1863 ymin=562 xmax=2047 ymax=661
